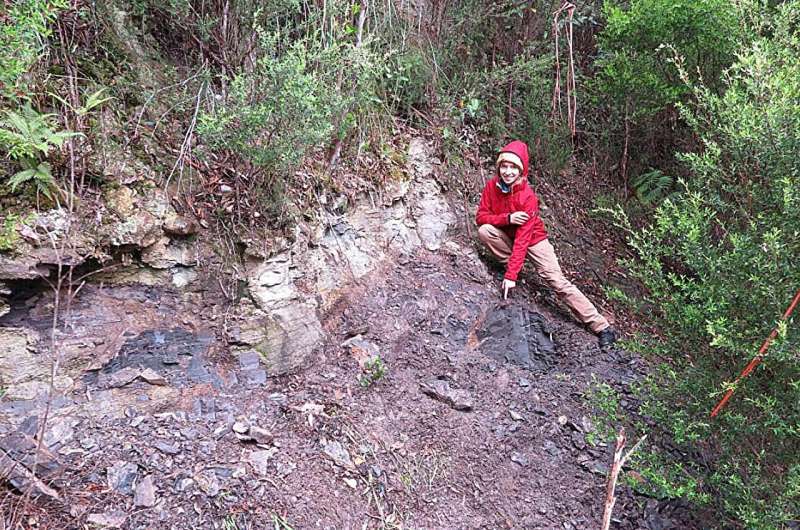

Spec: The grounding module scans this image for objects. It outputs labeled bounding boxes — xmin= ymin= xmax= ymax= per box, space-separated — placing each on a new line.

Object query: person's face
xmin=499 ymin=161 xmax=521 ymax=186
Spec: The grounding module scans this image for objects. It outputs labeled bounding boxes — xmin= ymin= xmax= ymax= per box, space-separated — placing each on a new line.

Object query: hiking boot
xmin=598 ymin=327 xmax=617 ymax=347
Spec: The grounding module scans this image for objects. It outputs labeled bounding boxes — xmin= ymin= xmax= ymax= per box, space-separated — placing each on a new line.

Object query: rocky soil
xmin=0 ymin=139 xmax=701 ymax=529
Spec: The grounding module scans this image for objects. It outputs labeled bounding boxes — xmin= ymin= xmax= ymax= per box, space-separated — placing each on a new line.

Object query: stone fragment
xmin=154 ymin=441 xmax=180 ymax=455
xmin=86 ymin=511 xmax=127 ymax=528
xmin=174 ymin=477 xmax=194 ymax=493
xmin=248 ymin=448 xmax=278 ymax=476
xmin=107 ymin=461 xmax=138 ymax=494
xmin=163 ymin=214 xmax=199 ymax=236
xmin=580 ymin=416 xmax=594 ymax=434
xmin=134 ymin=475 xmax=156 ymax=507
xmin=420 ymin=379 xmax=473 ymax=411
xmin=511 ymin=452 xmax=528 ymax=467
xmin=322 ymin=440 xmax=353 ymax=469
xmin=43 ymin=416 xmax=76 ymax=448
xmin=232 ymin=419 xmax=250 ymax=434
xmin=0 ymin=434 xmax=61 ymax=500
xmin=341 ymin=335 xmax=382 ymax=368
xmin=509 ymin=410 xmax=524 ymax=422
xmin=139 ymin=368 xmax=167 ymax=386
xmin=250 ymin=426 xmax=273 ymax=445
xmin=194 ymin=469 xmax=220 ymax=496
xmin=543 ymin=440 xmax=560 ymax=457
xmin=102 ymin=367 xmax=140 ymax=389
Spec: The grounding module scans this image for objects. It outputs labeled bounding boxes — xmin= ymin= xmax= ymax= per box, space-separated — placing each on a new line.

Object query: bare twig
xmin=165 ymin=80 xmax=206 ymax=190
xmin=552 ymin=2 xmax=577 ymax=138
xmin=131 ymin=68 xmax=207 ymax=139
xmin=601 ymin=428 xmax=648 ymax=530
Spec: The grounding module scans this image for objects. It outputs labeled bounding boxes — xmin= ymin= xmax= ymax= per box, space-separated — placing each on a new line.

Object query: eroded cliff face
xmin=0 ymin=135 xmax=459 ymax=431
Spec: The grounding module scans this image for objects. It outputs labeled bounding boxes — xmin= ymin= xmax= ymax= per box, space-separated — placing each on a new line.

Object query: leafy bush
xmin=596 ymin=0 xmax=743 ymax=121
xmin=0 ymin=0 xmax=67 ymax=98
xmin=198 ymin=36 xmax=336 ymax=171
xmin=612 ymin=4 xmax=800 ymax=525
xmin=631 ymin=168 xmax=675 ymax=206
xmin=198 ymin=3 xmax=383 ymax=172
xmin=379 ymin=48 xmax=432 ymax=118
xmin=592 ymin=0 xmax=750 ymax=184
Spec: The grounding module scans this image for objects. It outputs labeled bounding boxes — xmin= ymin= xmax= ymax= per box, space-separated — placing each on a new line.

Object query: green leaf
xmin=78 ymin=87 xmax=114 ymax=115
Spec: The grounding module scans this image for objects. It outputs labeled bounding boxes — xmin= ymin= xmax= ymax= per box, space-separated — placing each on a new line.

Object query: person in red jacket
xmin=476 ymin=140 xmax=617 ymax=347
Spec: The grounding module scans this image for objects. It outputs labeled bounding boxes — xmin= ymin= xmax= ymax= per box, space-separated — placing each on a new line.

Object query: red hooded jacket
xmin=475 ymin=140 xmax=548 ymax=281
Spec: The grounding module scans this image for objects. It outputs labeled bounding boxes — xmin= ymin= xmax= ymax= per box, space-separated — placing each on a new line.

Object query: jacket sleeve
xmin=504 ymin=192 xmax=540 ymax=281
xmin=475 ymin=184 xmax=509 ymax=226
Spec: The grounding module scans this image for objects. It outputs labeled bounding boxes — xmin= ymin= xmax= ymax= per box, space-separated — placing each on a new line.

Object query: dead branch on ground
xmin=601 ymin=428 xmax=647 ymax=530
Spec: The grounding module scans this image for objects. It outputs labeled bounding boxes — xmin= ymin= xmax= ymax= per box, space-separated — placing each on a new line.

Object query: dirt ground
xmin=1 ymin=225 xmax=706 ymax=529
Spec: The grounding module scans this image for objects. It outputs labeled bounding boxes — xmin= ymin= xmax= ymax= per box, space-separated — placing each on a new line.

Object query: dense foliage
xmin=610 ymin=2 xmax=800 ymax=526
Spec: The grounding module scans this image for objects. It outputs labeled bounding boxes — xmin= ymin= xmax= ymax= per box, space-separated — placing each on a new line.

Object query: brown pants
xmin=478 ymin=224 xmax=610 ymax=333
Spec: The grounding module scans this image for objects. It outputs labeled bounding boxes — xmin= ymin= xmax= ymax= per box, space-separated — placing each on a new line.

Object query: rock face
xmin=223 ymin=136 xmax=457 ymax=376
xmin=407 ymin=137 xmax=456 ymax=251
xmin=0 ymin=209 xmax=91 ymax=283
xmin=232 ymin=253 xmax=325 ymax=376
xmin=102 ymin=186 xmax=171 ymax=248
xmin=0 ymin=327 xmax=72 ymax=400
xmin=0 ymin=253 xmax=49 ymax=281
xmin=140 ymin=236 xmax=198 ymax=269
xmin=0 ymin=185 xmax=194 ymax=290
xmin=411 ymin=178 xmax=456 ymax=251
xmin=0 ymin=137 xmax=458 ymax=441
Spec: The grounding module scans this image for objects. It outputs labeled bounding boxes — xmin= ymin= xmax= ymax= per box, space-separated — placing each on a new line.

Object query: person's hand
xmin=509 ymin=211 xmax=530 ymax=225
xmin=502 ymin=278 xmax=516 ymax=299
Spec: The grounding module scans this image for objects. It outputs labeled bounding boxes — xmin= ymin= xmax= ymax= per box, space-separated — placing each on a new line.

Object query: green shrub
xmin=592 ymin=0 xmax=751 ymax=184
xmin=0 ymin=214 xmax=21 ymax=252
xmin=584 ymin=377 xmax=623 ymax=446
xmin=0 ymin=0 xmax=67 ymax=98
xmin=631 ymin=168 xmax=676 ymax=206
xmin=198 ymin=36 xmax=336 ymax=171
xmin=380 ymin=48 xmax=432 ymax=118
xmin=614 ymin=4 xmax=800 ymax=525
xmin=197 ymin=3 xmax=383 ymax=172
xmin=596 ymin=0 xmax=744 ymax=121
xmin=358 ymin=355 xmax=386 ymax=388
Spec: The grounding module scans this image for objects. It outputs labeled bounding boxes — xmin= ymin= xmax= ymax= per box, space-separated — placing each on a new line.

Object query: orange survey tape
xmin=710 ymin=288 xmax=800 ymax=418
